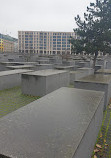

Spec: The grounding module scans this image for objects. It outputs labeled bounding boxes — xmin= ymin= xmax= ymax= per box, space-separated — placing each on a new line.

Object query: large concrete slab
xmin=0 ymin=62 xmax=38 ymax=66
xmin=95 ymin=65 xmax=103 ymax=71
xmin=105 ymin=61 xmax=111 ymax=69
xmin=6 ymin=65 xmax=35 ymax=70
xmin=70 ymin=71 xmax=88 ymax=84
xmin=34 ymin=64 xmax=54 ymax=70
xmin=74 ymin=74 xmax=111 ymax=109
xmin=54 ymin=65 xmax=78 ymax=71
xmin=37 ymin=59 xmax=49 ymax=64
xmin=96 ymin=69 xmax=111 ymax=75
xmin=22 ymin=69 xmax=69 ymax=96
xmin=0 ymin=69 xmax=33 ymax=90
xmin=77 ymin=67 xmax=94 ymax=75
xmin=0 ymin=87 xmax=104 ymax=158
xmin=77 ymin=61 xmax=90 ymax=68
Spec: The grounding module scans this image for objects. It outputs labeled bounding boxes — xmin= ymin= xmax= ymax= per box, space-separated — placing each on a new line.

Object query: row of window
xmin=19 ymin=36 xmax=71 ymax=39
xmin=24 ymin=47 xmax=70 ymax=50
xmin=19 ymin=32 xmax=72 ymax=36
xmin=19 ymin=40 xmax=70 ymax=44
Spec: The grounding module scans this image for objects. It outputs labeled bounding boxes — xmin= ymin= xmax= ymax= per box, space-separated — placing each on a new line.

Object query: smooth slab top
xmin=76 ymin=74 xmax=111 ymax=84
xmin=0 ymin=62 xmax=38 ymax=65
xmin=6 ymin=65 xmax=35 ymax=69
xmin=35 ymin=64 xmax=53 ymax=66
xmin=97 ymin=69 xmax=111 ymax=73
xmin=0 ymin=69 xmax=33 ymax=77
xmin=22 ymin=69 xmax=68 ymax=76
xmin=55 ymin=65 xmax=75 ymax=68
xmin=78 ymin=62 xmax=87 ymax=64
xmin=70 ymin=71 xmax=84 ymax=74
xmin=55 ymin=65 xmax=75 ymax=69
xmin=0 ymin=88 xmax=104 ymax=158
xmin=78 ymin=67 xmax=93 ymax=70
xmin=95 ymin=65 xmax=103 ymax=67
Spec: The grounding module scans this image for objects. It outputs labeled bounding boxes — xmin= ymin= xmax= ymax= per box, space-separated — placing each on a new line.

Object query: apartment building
xmin=0 ymin=33 xmax=18 ymax=53
xmin=18 ymin=31 xmax=75 ymax=54
xmin=0 ymin=38 xmax=3 ymax=52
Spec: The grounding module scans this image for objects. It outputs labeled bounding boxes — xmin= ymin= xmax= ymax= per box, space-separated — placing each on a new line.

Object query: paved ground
xmin=0 ymin=86 xmax=39 ymax=118
xmin=92 ymin=99 xmax=111 ymax=158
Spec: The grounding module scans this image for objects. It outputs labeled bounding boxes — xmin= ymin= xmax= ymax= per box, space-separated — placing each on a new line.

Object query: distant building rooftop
xmin=0 ymin=33 xmax=18 ymax=42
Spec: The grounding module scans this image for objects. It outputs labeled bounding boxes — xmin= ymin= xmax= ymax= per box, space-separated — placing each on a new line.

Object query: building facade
xmin=18 ymin=31 xmax=75 ymax=54
xmin=0 ymin=33 xmax=18 ymax=53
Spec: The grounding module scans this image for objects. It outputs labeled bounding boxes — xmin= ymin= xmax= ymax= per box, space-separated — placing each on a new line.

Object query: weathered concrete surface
xmin=54 ymin=65 xmax=78 ymax=71
xmin=96 ymin=69 xmax=111 ymax=75
xmin=74 ymin=74 xmax=111 ymax=109
xmin=6 ymin=65 xmax=35 ymax=70
xmin=70 ymin=71 xmax=88 ymax=84
xmin=77 ymin=67 xmax=94 ymax=75
xmin=77 ymin=61 xmax=90 ymax=68
xmin=95 ymin=65 xmax=103 ymax=71
xmin=0 ymin=69 xmax=33 ymax=90
xmin=0 ymin=87 xmax=104 ymax=158
xmin=106 ymin=61 xmax=111 ymax=69
xmin=34 ymin=64 xmax=54 ymax=70
xmin=22 ymin=69 xmax=69 ymax=96
xmin=0 ymin=62 xmax=38 ymax=66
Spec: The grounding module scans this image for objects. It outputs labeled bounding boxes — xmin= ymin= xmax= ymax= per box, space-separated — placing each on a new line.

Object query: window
xmin=62 ymin=42 xmax=66 ymax=44
xmin=62 ymin=39 xmax=66 ymax=41
xmin=53 ymin=45 xmax=56 ymax=47
xmin=57 ymin=38 xmax=61 ymax=41
xmin=62 ymin=36 xmax=66 ymax=38
xmin=67 ymin=44 xmax=70 ymax=47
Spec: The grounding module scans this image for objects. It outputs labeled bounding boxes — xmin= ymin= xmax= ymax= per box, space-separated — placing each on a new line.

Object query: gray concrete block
xmin=105 ymin=61 xmax=111 ymax=69
xmin=0 ymin=69 xmax=33 ymax=90
xmin=62 ymin=60 xmax=75 ymax=66
xmin=77 ymin=61 xmax=90 ymax=68
xmin=6 ymin=65 xmax=36 ymax=70
xmin=96 ymin=69 xmax=111 ymax=75
xmin=22 ymin=69 xmax=70 ymax=96
xmin=54 ymin=65 xmax=78 ymax=71
xmin=74 ymin=74 xmax=111 ymax=109
xmin=0 ymin=87 xmax=104 ymax=158
xmin=70 ymin=71 xmax=88 ymax=84
xmin=95 ymin=65 xmax=103 ymax=71
xmin=77 ymin=67 xmax=94 ymax=75
xmin=34 ymin=64 xmax=54 ymax=70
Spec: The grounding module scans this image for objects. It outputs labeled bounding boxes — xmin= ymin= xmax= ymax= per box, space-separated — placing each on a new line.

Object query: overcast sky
xmin=0 ymin=0 xmax=95 ymax=38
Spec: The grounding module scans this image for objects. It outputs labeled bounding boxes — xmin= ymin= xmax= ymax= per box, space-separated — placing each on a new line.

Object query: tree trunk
xmin=93 ymin=52 xmax=98 ymax=73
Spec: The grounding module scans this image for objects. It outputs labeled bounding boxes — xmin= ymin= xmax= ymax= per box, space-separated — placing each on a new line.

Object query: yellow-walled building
xmin=0 ymin=33 xmax=17 ymax=53
xmin=0 ymin=39 xmax=4 ymax=52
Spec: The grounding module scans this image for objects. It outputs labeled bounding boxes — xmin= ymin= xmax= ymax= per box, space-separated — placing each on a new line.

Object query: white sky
xmin=0 ymin=0 xmax=95 ymax=38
